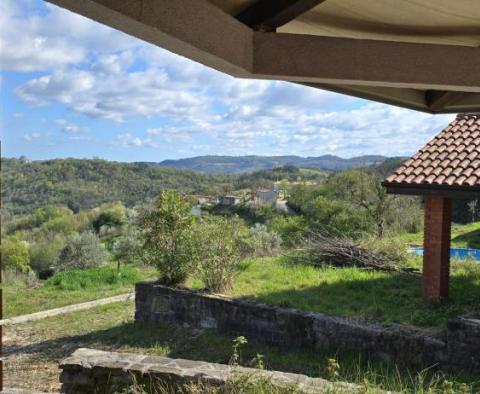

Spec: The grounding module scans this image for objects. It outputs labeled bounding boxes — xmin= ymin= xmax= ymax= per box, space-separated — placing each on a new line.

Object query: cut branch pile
xmin=296 ymin=233 xmax=419 ymax=275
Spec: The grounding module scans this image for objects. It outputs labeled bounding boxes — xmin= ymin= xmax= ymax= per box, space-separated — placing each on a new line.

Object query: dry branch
xmin=296 ymin=233 xmax=419 ymax=275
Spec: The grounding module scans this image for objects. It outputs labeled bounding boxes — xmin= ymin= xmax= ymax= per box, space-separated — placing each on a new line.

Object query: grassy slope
xmin=8 ymin=250 xmax=480 ymax=327
xmin=191 ymin=256 xmax=480 ymax=328
xmin=4 ymin=264 xmax=157 ymax=318
xmin=7 ymin=302 xmax=477 ymax=393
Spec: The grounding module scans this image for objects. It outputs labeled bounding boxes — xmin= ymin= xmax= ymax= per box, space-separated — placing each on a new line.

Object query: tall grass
xmin=44 ymin=265 xmax=141 ymax=291
xmin=120 ymin=361 xmax=477 ymax=393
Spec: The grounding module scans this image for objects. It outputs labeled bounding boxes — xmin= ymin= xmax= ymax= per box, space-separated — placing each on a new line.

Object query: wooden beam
xmin=382 ymin=182 xmax=480 ymax=199
xmin=45 ymin=0 xmax=480 ymax=94
xmin=425 ymin=90 xmax=466 ymax=112
xmin=300 ymin=82 xmax=430 ymax=113
xmin=45 ymin=0 xmax=253 ymax=76
xmin=236 ymin=0 xmax=326 ymax=31
xmin=253 ymin=32 xmax=480 ymax=92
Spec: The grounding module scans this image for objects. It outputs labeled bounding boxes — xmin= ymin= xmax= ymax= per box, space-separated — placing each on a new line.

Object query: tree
xmin=139 ymin=190 xmax=198 ymax=285
xmin=1 ymin=237 xmax=30 ymax=273
xmin=323 ymin=169 xmax=394 ymax=237
xmin=92 ymin=203 xmax=126 ymax=233
xmin=279 ymin=179 xmax=289 ymax=199
xmin=112 ymin=226 xmax=142 ymax=272
xmin=55 ymin=231 xmax=109 ymax=271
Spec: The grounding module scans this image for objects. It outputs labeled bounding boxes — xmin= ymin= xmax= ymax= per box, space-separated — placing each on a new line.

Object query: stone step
xmin=60 ymin=348 xmax=380 ymax=393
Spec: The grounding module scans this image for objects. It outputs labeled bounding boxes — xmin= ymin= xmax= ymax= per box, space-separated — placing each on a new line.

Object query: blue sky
xmin=0 ymin=0 xmax=455 ymax=162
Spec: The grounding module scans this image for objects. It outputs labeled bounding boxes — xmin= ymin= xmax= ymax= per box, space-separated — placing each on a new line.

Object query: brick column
xmin=422 ymin=196 xmax=452 ymax=302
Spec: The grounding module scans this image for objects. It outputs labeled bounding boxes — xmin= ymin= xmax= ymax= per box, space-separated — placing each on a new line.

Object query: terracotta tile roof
xmin=384 ymin=114 xmax=480 ymax=188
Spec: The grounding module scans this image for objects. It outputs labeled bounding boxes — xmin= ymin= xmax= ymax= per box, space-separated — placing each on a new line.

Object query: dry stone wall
xmin=135 ymin=282 xmax=480 ymax=373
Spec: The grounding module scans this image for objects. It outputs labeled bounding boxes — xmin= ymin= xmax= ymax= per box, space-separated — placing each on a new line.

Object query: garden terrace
xmin=6 ymin=297 xmax=480 ymax=392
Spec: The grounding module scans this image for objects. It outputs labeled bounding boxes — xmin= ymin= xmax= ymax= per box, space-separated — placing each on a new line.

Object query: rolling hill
xmin=153 ymin=154 xmax=387 ymax=174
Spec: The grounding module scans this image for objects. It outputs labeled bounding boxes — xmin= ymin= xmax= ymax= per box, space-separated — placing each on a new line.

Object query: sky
xmin=0 ymin=0 xmax=456 ymax=162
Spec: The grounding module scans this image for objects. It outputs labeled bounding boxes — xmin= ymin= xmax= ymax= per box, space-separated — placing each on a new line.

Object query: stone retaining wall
xmin=59 ymin=348 xmax=362 ymax=393
xmin=135 ymin=282 xmax=480 ymax=373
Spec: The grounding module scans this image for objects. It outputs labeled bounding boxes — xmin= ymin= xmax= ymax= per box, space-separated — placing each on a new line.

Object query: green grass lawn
xmin=4 ymin=263 xmax=157 ymax=318
xmin=7 ymin=301 xmax=478 ymax=393
xmin=190 ymin=256 xmax=480 ymax=328
xmin=400 ymin=221 xmax=480 ymax=248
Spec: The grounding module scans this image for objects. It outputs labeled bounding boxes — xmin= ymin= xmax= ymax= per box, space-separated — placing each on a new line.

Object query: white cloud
xmin=147 ymin=127 xmax=193 ymax=143
xmin=16 ymin=65 xmax=214 ymax=122
xmin=0 ymin=0 xmax=138 ymax=72
xmin=23 ymin=132 xmax=42 ymax=141
xmin=55 ymin=119 xmax=85 ymax=133
xmin=113 ymin=133 xmax=157 ymax=148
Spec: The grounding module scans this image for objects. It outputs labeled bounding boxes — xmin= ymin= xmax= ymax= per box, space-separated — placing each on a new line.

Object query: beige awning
xmin=45 ymin=0 xmax=480 ymax=113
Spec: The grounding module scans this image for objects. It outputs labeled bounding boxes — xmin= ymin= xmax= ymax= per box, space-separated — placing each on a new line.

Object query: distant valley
xmin=149 ymin=154 xmax=388 ymax=174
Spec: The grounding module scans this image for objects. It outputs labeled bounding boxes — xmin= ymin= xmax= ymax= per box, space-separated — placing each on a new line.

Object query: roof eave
xmin=382 ymin=182 xmax=480 ymax=199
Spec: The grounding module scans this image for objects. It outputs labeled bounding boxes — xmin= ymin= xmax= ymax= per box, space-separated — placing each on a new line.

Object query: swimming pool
xmin=408 ymin=247 xmax=480 ymax=260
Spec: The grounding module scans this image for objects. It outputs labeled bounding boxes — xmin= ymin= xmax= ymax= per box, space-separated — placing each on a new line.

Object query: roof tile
xmin=384 ymin=114 xmax=480 ymax=188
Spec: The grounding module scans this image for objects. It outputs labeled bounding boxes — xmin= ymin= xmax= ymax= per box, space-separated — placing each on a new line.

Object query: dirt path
xmin=1 ymin=293 xmax=134 ymax=326
xmin=4 ymin=301 xmax=135 ymax=391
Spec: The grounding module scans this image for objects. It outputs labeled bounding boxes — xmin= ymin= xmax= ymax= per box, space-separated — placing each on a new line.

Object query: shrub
xmin=140 ymin=190 xmax=198 ymax=286
xmin=305 ymin=196 xmax=372 ymax=238
xmin=54 ymin=231 xmax=109 ymax=271
xmin=360 ymin=236 xmax=408 ymax=265
xmin=29 ymin=234 xmax=65 ymax=274
xmin=269 ymin=216 xmax=306 ymax=247
xmin=249 ymin=224 xmax=282 ymax=257
xmin=6 ymin=205 xmax=73 ymax=234
xmin=195 ymin=217 xmax=244 ymax=293
xmin=1 ymin=237 xmax=30 ymax=273
xmin=40 ymin=213 xmax=76 ymax=235
xmin=92 ymin=202 xmax=126 ymax=233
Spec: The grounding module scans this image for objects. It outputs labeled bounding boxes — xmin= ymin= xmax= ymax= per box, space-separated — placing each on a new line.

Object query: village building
xmin=219 ymin=195 xmax=241 ymax=206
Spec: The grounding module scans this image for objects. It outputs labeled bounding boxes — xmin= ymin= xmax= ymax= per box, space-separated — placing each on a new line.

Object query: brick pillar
xmin=422 ymin=196 xmax=452 ymax=302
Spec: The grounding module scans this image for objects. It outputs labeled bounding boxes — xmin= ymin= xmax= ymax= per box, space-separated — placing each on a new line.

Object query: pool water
xmin=408 ymin=247 xmax=480 ymax=260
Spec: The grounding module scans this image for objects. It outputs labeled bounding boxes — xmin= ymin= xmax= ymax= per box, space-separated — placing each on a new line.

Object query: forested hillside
xmin=2 ymin=158 xmax=232 ymax=215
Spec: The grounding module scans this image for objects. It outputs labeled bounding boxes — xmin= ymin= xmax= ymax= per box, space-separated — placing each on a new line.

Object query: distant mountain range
xmin=149 ymin=155 xmax=388 ymax=174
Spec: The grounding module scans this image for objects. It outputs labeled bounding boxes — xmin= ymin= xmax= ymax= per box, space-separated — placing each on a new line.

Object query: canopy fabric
xmin=211 ymin=0 xmax=480 ymax=47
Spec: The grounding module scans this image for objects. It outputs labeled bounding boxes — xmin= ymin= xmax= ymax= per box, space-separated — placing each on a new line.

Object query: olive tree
xmin=55 ymin=231 xmax=109 ymax=271
xmin=112 ymin=226 xmax=142 ymax=272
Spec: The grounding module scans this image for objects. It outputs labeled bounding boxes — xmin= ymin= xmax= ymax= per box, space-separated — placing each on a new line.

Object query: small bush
xmin=250 ymin=224 xmax=282 ymax=257
xmin=54 ymin=231 xmax=109 ymax=271
xmin=360 ymin=236 xmax=408 ymax=265
xmin=92 ymin=202 xmax=126 ymax=233
xmin=1 ymin=237 xmax=30 ymax=273
xmin=24 ymin=270 xmax=40 ymax=288
xmin=140 ymin=191 xmax=198 ymax=286
xmin=269 ymin=216 xmax=306 ymax=247
xmin=195 ymin=217 xmax=243 ymax=293
xmin=29 ymin=234 xmax=65 ymax=273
